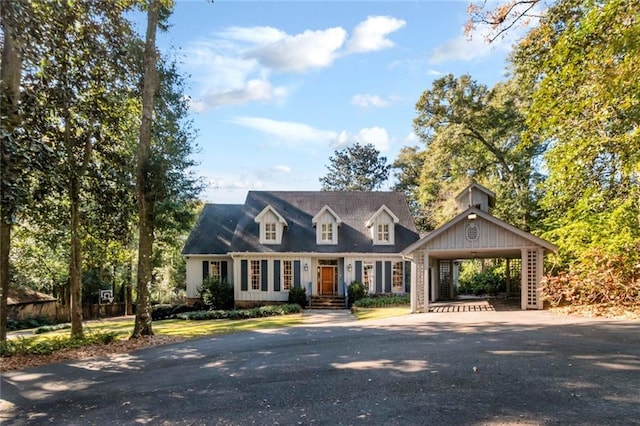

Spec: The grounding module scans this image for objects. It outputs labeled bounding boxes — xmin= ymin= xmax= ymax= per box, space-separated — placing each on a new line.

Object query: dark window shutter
xmin=261 ymin=260 xmax=268 ymax=291
xmin=221 ymin=261 xmax=228 ymax=282
xmin=384 ymin=261 xmax=392 ymax=293
xmin=241 ymin=260 xmax=248 ymax=291
xmin=375 ymin=261 xmax=383 ymax=293
xmin=274 ymin=260 xmax=281 ymax=292
xmin=294 ymin=260 xmax=301 ymax=288
xmin=202 ymin=261 xmax=209 ymax=280
xmin=404 ymin=261 xmax=411 ymax=292
xmin=355 ymin=261 xmax=362 ymax=283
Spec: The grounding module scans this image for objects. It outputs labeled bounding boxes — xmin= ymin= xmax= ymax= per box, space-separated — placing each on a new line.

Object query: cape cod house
xmin=183 ymin=185 xmax=556 ymax=311
xmin=182 ymin=191 xmax=420 ymax=308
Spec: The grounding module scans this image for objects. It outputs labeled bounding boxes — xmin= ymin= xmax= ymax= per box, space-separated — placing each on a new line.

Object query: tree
xmin=412 ymin=74 xmax=545 ymax=229
xmin=512 ymin=0 xmax=640 ymax=265
xmin=320 ymin=143 xmax=390 ymax=191
xmin=391 ymin=146 xmax=431 ymax=231
xmin=466 ymin=0 xmax=544 ymax=42
xmin=22 ymin=1 xmax=139 ymax=338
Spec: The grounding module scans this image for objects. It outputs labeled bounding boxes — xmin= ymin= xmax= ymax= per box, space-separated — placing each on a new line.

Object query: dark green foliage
xmin=347 ymin=281 xmax=366 ymax=307
xmin=458 ymin=267 xmax=506 ymax=296
xmin=151 ymin=303 xmax=198 ymax=321
xmin=1 ymin=331 xmax=119 ymax=357
xmin=34 ymin=323 xmax=71 ymax=334
xmin=7 ymin=317 xmax=55 ymax=331
xmin=353 ymin=294 xmax=409 ymax=308
xmin=176 ymin=304 xmax=302 ymax=321
xmin=320 ymin=142 xmax=390 ymax=191
xmin=287 ymin=286 xmax=307 ymax=308
xmin=198 ymin=278 xmax=234 ymax=310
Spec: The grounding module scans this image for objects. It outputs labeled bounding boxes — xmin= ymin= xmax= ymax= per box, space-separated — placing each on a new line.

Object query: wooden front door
xmin=320 ymin=266 xmax=336 ymax=295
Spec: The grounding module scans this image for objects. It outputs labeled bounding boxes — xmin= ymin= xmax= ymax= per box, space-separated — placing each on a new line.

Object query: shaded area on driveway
xmin=2 ymin=310 xmax=640 ymax=425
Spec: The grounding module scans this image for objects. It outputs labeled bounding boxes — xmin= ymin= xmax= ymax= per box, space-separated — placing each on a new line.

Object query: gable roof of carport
xmin=402 ymin=207 xmax=557 ymax=255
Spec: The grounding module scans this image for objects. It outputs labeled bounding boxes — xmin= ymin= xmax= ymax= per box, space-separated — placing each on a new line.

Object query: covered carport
xmin=403 ymin=183 xmax=557 ymax=313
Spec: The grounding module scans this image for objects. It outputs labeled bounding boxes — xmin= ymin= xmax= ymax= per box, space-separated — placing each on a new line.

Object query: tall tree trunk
xmin=132 ymin=0 xmax=160 ymax=338
xmin=0 ymin=7 xmax=22 ymax=344
xmin=69 ymin=176 xmax=83 ymax=337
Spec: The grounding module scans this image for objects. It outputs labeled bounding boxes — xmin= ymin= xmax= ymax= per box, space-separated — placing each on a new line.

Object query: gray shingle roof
xmin=183 ymin=191 xmax=420 ymax=255
xmin=182 ymin=204 xmax=244 ymax=254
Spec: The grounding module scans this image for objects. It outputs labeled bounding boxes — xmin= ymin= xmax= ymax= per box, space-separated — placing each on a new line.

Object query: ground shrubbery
xmin=352 ymin=293 xmax=409 ymax=308
xmin=151 ymin=303 xmax=199 ymax=321
xmin=347 ymin=281 xmax=366 ymax=307
xmin=287 ymin=286 xmax=307 ymax=308
xmin=177 ymin=304 xmax=302 ymax=320
xmin=198 ymin=278 xmax=235 ymax=310
xmin=543 ymin=249 xmax=640 ymax=310
xmin=7 ymin=317 xmax=56 ymax=331
xmin=1 ymin=332 xmax=118 ymax=357
xmin=458 ymin=260 xmax=506 ymax=296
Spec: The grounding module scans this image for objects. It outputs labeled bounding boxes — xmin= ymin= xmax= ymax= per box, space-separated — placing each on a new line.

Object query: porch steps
xmin=308 ymin=295 xmax=347 ymax=310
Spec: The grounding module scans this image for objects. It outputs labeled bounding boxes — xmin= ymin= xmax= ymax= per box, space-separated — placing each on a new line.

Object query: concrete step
xmin=309 ymin=296 xmax=347 ymax=310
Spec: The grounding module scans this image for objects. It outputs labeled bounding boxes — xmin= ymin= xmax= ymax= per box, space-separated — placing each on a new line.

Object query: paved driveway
xmin=2 ymin=310 xmax=640 ymax=425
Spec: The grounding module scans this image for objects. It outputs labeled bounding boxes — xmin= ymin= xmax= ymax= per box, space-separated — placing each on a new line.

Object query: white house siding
xmin=423 ymin=218 xmax=532 ymax=251
xmin=185 ymin=256 xmax=234 ymax=300
xmin=233 ymin=255 xmax=314 ymax=305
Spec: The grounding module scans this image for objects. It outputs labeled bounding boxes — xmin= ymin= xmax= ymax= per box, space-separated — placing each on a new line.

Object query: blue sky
xmin=148 ymin=1 xmax=530 ymax=204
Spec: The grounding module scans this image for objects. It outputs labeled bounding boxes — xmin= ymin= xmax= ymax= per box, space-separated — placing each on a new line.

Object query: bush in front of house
xmin=353 ymin=294 xmax=409 ymax=308
xmin=198 ymin=278 xmax=235 ymax=310
xmin=287 ymin=286 xmax=307 ymax=308
xmin=151 ymin=303 xmax=199 ymax=321
xmin=458 ymin=269 xmax=505 ymax=296
xmin=347 ymin=281 xmax=366 ymax=307
xmin=7 ymin=317 xmax=56 ymax=331
xmin=176 ymin=303 xmax=302 ymax=320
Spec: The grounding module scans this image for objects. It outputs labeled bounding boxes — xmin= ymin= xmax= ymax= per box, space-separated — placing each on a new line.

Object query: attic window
xmin=466 ymin=223 xmax=479 ymax=242
xmin=265 ymin=223 xmax=276 ymax=241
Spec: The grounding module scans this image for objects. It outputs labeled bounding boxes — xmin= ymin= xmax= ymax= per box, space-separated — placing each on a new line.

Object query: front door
xmin=319 ymin=266 xmax=337 ymax=295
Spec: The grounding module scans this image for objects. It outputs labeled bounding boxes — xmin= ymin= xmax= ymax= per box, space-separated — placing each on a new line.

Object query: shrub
xmin=35 ymin=323 xmax=71 ymax=334
xmin=151 ymin=304 xmax=176 ymax=321
xmin=176 ymin=304 xmax=302 ymax=320
xmin=353 ymin=294 xmax=409 ymax=308
xmin=347 ymin=281 xmax=366 ymax=307
xmin=7 ymin=317 xmax=56 ymax=331
xmin=287 ymin=286 xmax=307 ymax=308
xmin=458 ymin=266 xmax=506 ymax=296
xmin=198 ymin=278 xmax=235 ymax=310
xmin=1 ymin=332 xmax=120 ymax=357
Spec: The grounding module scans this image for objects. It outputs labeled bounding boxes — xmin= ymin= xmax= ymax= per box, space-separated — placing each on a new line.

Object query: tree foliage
xmin=512 ymin=0 xmax=640 ymax=266
xmin=411 ymin=74 xmax=544 ymax=230
xmin=320 ymin=142 xmax=390 ymax=191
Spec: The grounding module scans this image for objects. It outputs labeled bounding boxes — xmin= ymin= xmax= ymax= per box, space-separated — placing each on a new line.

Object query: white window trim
xmin=281 ymin=260 xmax=293 ymax=291
xmin=313 ymin=205 xmax=341 ymax=245
xmin=255 ymin=205 xmax=288 ymax=245
xmin=392 ymin=261 xmax=404 ymax=293
xmin=250 ymin=260 xmax=261 ymax=291
xmin=366 ymin=204 xmax=399 ymax=246
xmin=210 ymin=260 xmax=222 ymax=282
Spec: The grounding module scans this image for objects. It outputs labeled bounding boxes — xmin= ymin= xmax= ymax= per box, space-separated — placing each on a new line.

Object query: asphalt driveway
xmin=2 ymin=310 xmax=639 ymax=425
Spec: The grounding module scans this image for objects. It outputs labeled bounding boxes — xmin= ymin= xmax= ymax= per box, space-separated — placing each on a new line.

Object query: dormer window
xmin=255 ymin=204 xmax=287 ymax=245
xmin=321 ymin=223 xmax=334 ymax=242
xmin=367 ymin=205 xmax=399 ymax=245
xmin=312 ymin=205 xmax=342 ymax=245
xmin=265 ymin=223 xmax=277 ymax=241
xmin=377 ymin=223 xmax=390 ymax=242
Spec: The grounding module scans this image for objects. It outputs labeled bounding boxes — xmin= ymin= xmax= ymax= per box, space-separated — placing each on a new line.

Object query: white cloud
xmin=231 ymin=116 xmax=337 ymax=144
xmin=331 ymin=126 xmax=391 ymax=152
xmin=218 ymin=26 xmax=287 ymax=45
xmin=185 ymin=16 xmax=406 ymax=111
xmin=351 ymin=94 xmax=388 ymax=108
xmin=402 ymin=132 xmax=420 ymax=144
xmin=192 ymin=79 xmax=288 ymax=112
xmin=427 ymin=69 xmax=443 ymax=76
xmin=346 ymin=16 xmax=406 ymax=53
xmin=247 ymin=27 xmax=347 ymax=73
xmin=273 ymin=164 xmax=292 ymax=173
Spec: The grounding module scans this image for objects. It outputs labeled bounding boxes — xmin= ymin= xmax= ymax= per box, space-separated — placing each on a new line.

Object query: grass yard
xmin=352 ymin=306 xmax=411 ymax=321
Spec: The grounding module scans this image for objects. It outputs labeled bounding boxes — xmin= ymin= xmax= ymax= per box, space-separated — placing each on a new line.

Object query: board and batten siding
xmin=185 ymin=256 xmax=233 ymax=299
xmin=423 ymin=217 xmax=532 ymax=251
xmin=234 ymin=256 xmax=313 ymax=303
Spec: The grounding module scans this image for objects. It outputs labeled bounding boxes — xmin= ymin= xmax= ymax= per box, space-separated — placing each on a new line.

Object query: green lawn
xmin=352 ymin=306 xmax=411 ymax=321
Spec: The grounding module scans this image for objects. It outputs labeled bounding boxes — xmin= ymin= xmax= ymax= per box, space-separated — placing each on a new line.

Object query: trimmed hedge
xmin=1 ymin=332 xmax=119 ymax=357
xmin=176 ymin=304 xmax=302 ymax=321
xmin=353 ymin=294 xmax=409 ymax=308
xmin=151 ymin=303 xmax=199 ymax=321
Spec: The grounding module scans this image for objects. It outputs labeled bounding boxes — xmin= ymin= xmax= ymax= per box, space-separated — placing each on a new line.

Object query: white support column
xmin=535 ymin=248 xmax=544 ymax=309
xmin=423 ymin=252 xmax=430 ymax=313
xmin=521 ymin=247 xmax=543 ymax=310
xmin=520 ymin=248 xmax=527 ymax=310
xmin=410 ymin=257 xmax=417 ymax=313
